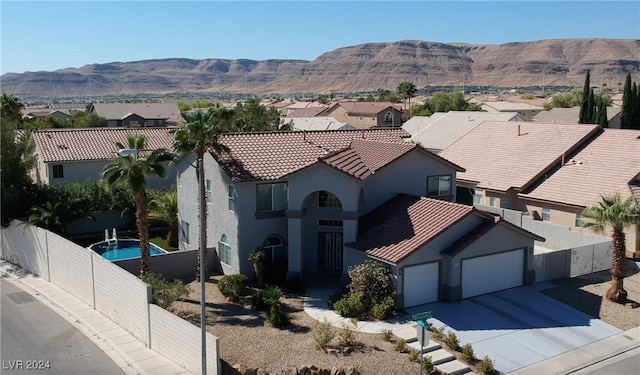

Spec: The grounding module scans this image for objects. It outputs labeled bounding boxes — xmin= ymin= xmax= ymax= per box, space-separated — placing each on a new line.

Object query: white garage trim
xmin=461 ymin=249 xmax=524 ymax=298
xmin=403 ymin=262 xmax=439 ymax=307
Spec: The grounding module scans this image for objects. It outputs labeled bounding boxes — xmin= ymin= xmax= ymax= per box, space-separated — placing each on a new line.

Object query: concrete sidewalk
xmin=510 ymin=326 xmax=640 ymax=374
xmin=0 ymin=261 xmax=192 ymax=375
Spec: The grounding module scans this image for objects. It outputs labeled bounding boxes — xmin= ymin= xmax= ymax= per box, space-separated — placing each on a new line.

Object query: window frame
xmin=542 ymin=206 xmax=551 ymax=221
xmin=427 ymin=175 xmax=452 ymax=197
xmin=206 ymin=179 xmax=212 ymax=203
xmin=180 ymin=220 xmax=190 ymax=245
xmin=256 ymin=182 xmax=288 ymax=212
xmin=228 ymin=185 xmax=236 ymax=211
xmin=52 ymin=164 xmax=64 ymax=179
xmin=262 ymin=235 xmax=287 ymax=263
xmin=318 ymin=191 xmax=342 ymax=208
xmin=575 ymin=211 xmax=584 ymax=227
xmin=219 ymin=234 xmax=231 ymax=266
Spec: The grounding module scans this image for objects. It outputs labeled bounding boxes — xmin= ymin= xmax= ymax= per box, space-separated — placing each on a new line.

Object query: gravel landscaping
xmin=170 ymin=266 xmax=640 ymax=375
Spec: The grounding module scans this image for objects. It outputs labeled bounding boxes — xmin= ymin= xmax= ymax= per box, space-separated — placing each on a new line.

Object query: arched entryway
xmin=301 ymin=190 xmax=344 ymax=275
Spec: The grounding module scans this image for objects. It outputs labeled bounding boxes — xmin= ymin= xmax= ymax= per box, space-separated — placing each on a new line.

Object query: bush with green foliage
xmin=478 ymin=356 xmax=497 ymax=374
xmin=372 ymin=296 xmax=395 ymax=320
xmin=461 ymin=343 xmax=476 ymax=363
xmin=381 ymin=328 xmax=394 ymax=342
xmin=337 ymin=320 xmax=358 ymax=347
xmin=430 ymin=325 xmax=445 ymax=341
xmin=312 ymin=319 xmax=336 ymax=350
xmin=217 ymin=274 xmax=247 ymax=301
xmin=333 ymin=292 xmax=366 ymax=318
xmin=335 ymin=260 xmax=396 ymax=320
xmin=141 ymin=273 xmax=189 ymax=309
xmin=409 ymin=348 xmax=420 ymax=362
xmin=266 ymin=310 xmax=290 ymax=327
xmin=394 ymin=338 xmax=407 ymax=352
xmin=422 ymin=355 xmax=434 ymax=373
xmin=446 ymin=331 xmax=461 ymax=351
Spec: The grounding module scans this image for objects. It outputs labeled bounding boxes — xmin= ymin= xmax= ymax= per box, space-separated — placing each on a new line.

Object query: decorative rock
xmin=256 ymin=369 xmax=270 ymax=375
xmin=626 ymin=302 xmax=639 ymax=309
xmin=331 ymin=368 xmax=346 ymax=375
xmin=233 ymin=364 xmax=248 ymax=375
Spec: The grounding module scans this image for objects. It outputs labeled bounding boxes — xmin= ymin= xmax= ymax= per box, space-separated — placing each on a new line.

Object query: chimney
xmin=518 ymin=124 xmax=521 ymax=136
xmin=303 ymin=130 xmax=306 ymax=141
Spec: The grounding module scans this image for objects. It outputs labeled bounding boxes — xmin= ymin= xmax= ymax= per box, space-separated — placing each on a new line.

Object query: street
xmin=1 ymin=278 xmax=125 ymax=375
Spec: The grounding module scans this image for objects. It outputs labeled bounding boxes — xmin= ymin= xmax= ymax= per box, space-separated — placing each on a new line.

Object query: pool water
xmin=89 ymin=239 xmax=167 ymax=261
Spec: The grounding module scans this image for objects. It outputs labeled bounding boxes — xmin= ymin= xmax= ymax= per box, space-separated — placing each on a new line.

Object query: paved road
xmin=1 ymin=278 xmax=126 ymax=375
xmin=571 ymin=347 xmax=640 ymax=375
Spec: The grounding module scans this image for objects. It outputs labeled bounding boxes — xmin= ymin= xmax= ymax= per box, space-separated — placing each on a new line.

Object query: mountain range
xmin=2 ymin=38 xmax=639 ymax=98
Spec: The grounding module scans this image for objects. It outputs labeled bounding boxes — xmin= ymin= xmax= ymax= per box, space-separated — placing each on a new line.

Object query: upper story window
xmin=52 ymin=164 xmax=64 ymax=179
xmin=427 ymin=175 xmax=451 ymax=197
xmin=473 ymin=192 xmax=483 ymax=205
xmin=318 ymin=191 xmax=342 ymax=208
xmin=257 ymin=182 xmax=287 ymax=212
xmin=575 ymin=211 xmax=585 ymax=227
xmin=542 ymin=206 xmax=551 ymax=221
xmin=501 ymin=199 xmax=511 ymax=209
xmin=228 ymin=185 xmax=236 ymax=211
xmin=206 ymin=179 xmax=212 ymax=203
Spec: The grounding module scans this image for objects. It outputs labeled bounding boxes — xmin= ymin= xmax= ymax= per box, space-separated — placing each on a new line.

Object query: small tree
xmin=247 ymin=249 xmax=266 ymax=287
xmin=579 ymin=70 xmax=591 ymax=124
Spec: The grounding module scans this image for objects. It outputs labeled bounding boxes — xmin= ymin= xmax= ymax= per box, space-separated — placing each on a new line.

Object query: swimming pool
xmin=89 ymin=239 xmax=168 ymax=261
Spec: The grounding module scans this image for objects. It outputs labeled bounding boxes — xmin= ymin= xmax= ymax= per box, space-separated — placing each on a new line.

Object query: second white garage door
xmin=461 ymin=249 xmax=524 ymax=298
xmin=403 ymin=262 xmax=439 ymax=307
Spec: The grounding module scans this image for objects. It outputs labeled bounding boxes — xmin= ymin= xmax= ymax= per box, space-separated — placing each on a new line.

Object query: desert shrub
xmin=266 ymin=310 xmax=290 ymax=327
xmin=446 ymin=331 xmax=461 ymax=351
xmin=251 ymin=289 xmax=267 ymax=310
xmin=430 ymin=325 xmax=445 ymax=341
xmin=313 ymin=319 xmax=336 ymax=350
xmin=262 ymin=285 xmax=283 ymax=308
xmin=461 ymin=343 xmax=475 ymax=363
xmin=381 ymin=328 xmax=394 ymax=342
xmin=409 ymin=348 xmax=420 ymax=362
xmin=478 ymin=356 xmax=497 ymax=374
xmin=347 ymin=260 xmax=395 ymax=311
xmin=422 ymin=355 xmax=434 ymax=373
xmin=217 ymin=274 xmax=247 ymax=301
xmin=337 ymin=321 xmax=357 ymax=347
xmin=327 ymin=289 xmax=345 ymax=309
xmin=394 ymin=338 xmax=407 ymax=352
xmin=372 ymin=296 xmax=395 ymax=320
xmin=142 ymin=273 xmax=189 ymax=309
xmin=333 ymin=292 xmax=366 ymax=318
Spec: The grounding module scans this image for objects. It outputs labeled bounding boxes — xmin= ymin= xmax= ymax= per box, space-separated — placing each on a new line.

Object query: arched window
xmin=219 ymin=234 xmax=231 ymax=265
xmin=384 ymin=111 xmax=394 ymax=123
xmin=263 ymin=235 xmax=287 ymax=263
xmin=318 ymin=191 xmax=342 ymax=208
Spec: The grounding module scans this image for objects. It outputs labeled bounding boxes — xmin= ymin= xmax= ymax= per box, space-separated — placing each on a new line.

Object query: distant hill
xmin=2 ymin=38 xmax=639 ymax=97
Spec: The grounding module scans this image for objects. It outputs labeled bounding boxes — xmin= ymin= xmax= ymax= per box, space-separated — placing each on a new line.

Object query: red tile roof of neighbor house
xmin=439 ymin=121 xmax=600 ymax=192
xmin=519 ymin=129 xmax=640 ymax=208
xmin=216 ymin=128 xmax=414 ymax=182
xmin=32 ymin=127 xmax=177 ymax=163
xmin=347 ymin=194 xmax=492 ymax=264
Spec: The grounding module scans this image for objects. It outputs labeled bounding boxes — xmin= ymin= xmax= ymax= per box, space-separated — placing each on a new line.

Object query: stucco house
xmin=283 ymin=116 xmax=353 ymax=131
xmin=519 ymin=128 xmax=640 ymax=259
xmin=481 ymin=101 xmax=543 ymax=120
xmin=177 ymin=128 xmax=541 ymax=307
xmin=31 ymin=127 xmax=178 ymax=187
xmin=88 ymin=102 xmax=181 ymax=127
xmin=533 ymin=106 xmax=623 ymax=128
xmin=439 ymin=121 xmax=601 ymax=208
xmin=23 ymin=108 xmax=73 ymax=123
xmin=318 ymin=102 xmax=404 ymax=128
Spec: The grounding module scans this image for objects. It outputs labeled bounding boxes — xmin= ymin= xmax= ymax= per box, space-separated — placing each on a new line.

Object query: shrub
xmin=381 ymin=328 xmax=394 ymax=342
xmin=461 ymin=343 xmax=475 ymax=363
xmin=394 ymin=338 xmax=407 ymax=352
xmin=217 ymin=274 xmax=247 ymax=301
xmin=338 ymin=321 xmax=357 ymax=347
xmin=430 ymin=325 xmax=445 ymax=341
xmin=478 ymin=356 xmax=496 ymax=374
xmin=347 ymin=260 xmax=396 ymax=309
xmin=446 ymin=330 xmax=461 ymax=351
xmin=251 ymin=289 xmax=267 ymax=310
xmin=142 ymin=273 xmax=189 ymax=309
xmin=333 ymin=292 xmax=366 ymax=318
xmin=313 ymin=319 xmax=336 ymax=350
xmin=422 ymin=355 xmax=434 ymax=373
xmin=266 ymin=310 xmax=290 ymax=327
xmin=409 ymin=348 xmax=420 ymax=362
xmin=372 ymin=296 xmax=395 ymax=320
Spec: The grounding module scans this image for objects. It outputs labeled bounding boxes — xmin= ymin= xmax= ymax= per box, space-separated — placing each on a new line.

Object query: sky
xmin=1 ymin=1 xmax=639 ymax=75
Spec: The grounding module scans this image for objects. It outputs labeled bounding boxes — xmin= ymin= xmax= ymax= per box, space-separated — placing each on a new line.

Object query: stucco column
xmin=341 ymin=211 xmax=359 ymax=243
xmin=285 ymin=210 xmax=305 ymax=280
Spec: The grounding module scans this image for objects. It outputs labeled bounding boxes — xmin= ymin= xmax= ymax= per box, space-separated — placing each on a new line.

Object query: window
xmin=575 ymin=211 xmax=584 ymax=227
xmin=257 ymin=182 xmax=287 ymax=212
xmin=427 ymin=175 xmax=451 ymax=197
xmin=384 ymin=111 xmax=393 ymax=122
xmin=319 ymin=219 xmax=343 ymax=227
xmin=263 ymin=235 xmax=286 ymax=262
xmin=52 ymin=164 xmax=64 ymax=179
xmin=542 ymin=206 xmax=551 ymax=221
xmin=219 ymin=234 xmax=231 ymax=265
xmin=489 ymin=197 xmax=497 ymax=207
xmin=473 ymin=193 xmax=483 ymax=205
xmin=228 ymin=185 xmax=236 ymax=211
xmin=206 ymin=179 xmax=212 ymax=203
xmin=180 ymin=220 xmax=190 ymax=245
xmin=318 ymin=191 xmax=342 ymax=208
xmin=501 ymin=199 xmax=510 ymax=209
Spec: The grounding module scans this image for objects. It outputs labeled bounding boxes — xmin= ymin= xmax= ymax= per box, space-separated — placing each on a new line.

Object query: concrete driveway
xmin=404 ymin=282 xmax=621 ymax=374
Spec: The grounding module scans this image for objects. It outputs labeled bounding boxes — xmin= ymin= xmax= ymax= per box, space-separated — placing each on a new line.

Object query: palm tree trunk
xmin=606 ymin=229 xmax=628 ymax=303
xmin=136 ymin=190 xmax=151 ymax=276
xmin=167 ymin=222 xmax=178 ymax=248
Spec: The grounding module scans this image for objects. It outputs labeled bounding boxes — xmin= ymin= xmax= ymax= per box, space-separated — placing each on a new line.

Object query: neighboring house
xmin=266 ymin=100 xmax=328 ymax=117
xmin=519 ymin=128 xmax=640 ymax=259
xmin=481 ymin=101 xmax=543 ymax=120
xmin=88 ymin=102 xmax=181 ymax=127
xmin=287 ymin=107 xmax=328 ymax=118
xmin=31 ymin=127 xmax=178 ymax=187
xmin=404 ymin=111 xmax=526 ymax=153
xmin=283 ymin=117 xmax=353 ymax=131
xmin=439 ymin=121 xmax=601 ymax=208
xmin=345 ymin=194 xmax=542 ymax=306
xmin=319 ymin=102 xmax=403 ymax=128
xmin=23 ymin=109 xmax=73 ymax=123
xmin=533 ymin=106 xmax=623 ymax=128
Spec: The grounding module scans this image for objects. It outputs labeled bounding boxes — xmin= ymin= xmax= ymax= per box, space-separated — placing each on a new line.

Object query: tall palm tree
xmin=1 ymin=92 xmax=25 ymax=123
xmin=397 ymin=81 xmax=417 ymax=122
xmin=583 ymin=194 xmax=640 ymax=303
xmin=172 ymin=110 xmax=229 ymax=280
xmin=25 ymin=198 xmax=93 ymax=235
xmin=102 ymin=134 xmax=174 ymax=276
xmin=148 ymin=186 xmax=179 ymax=248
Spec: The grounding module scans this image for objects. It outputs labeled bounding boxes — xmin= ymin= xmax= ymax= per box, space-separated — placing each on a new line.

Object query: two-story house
xmin=177 ymin=128 xmax=541 ymax=308
xmin=88 ymin=102 xmax=181 ymax=127
xmin=318 ymin=102 xmax=404 ymax=128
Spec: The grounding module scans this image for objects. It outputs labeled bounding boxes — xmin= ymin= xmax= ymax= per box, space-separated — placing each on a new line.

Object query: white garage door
xmin=461 ymin=249 xmax=524 ymax=298
xmin=403 ymin=262 xmax=439 ymax=307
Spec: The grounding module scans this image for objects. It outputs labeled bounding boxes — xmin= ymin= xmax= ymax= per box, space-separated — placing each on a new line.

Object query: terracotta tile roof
xmin=287 ymin=107 xmax=328 ymax=117
xmin=533 ymin=106 xmax=622 ymax=123
xmin=216 ymin=128 xmax=411 ymax=182
xmin=440 ymin=121 xmax=600 ymax=192
xmin=346 ymin=194 xmax=487 ymax=264
xmin=33 ymin=127 xmax=176 ymax=163
xmin=331 ymin=101 xmax=403 ymax=116
xmin=91 ymin=103 xmax=180 ymax=123
xmin=482 ymin=101 xmax=543 ymax=111
xmin=519 ymin=129 xmax=640 ymax=208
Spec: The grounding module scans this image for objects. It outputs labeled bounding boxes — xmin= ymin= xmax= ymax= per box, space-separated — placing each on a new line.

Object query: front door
xmin=318 ymin=232 xmax=343 ymax=273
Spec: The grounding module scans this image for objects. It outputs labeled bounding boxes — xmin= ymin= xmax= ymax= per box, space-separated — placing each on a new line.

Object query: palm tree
xmin=397 ymin=81 xmax=417 ymax=121
xmin=148 ymin=186 xmax=179 ymax=248
xmin=1 ymin=92 xmax=25 ymax=123
xmin=172 ymin=110 xmax=229 ymax=280
xmin=102 ymin=134 xmax=174 ymax=276
xmin=583 ymin=194 xmax=640 ymax=303
xmin=25 ymin=198 xmax=93 ymax=235
xmin=247 ymin=249 xmax=266 ymax=287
